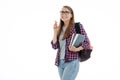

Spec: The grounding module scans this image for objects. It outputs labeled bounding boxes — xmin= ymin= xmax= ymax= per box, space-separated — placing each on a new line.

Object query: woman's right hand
xmin=53 ymin=21 xmax=59 ymax=36
xmin=52 ymin=21 xmax=59 ymax=43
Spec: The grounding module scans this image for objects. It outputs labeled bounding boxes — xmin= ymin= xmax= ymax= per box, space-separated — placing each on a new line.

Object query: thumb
xmin=72 ymin=33 xmax=75 ymax=38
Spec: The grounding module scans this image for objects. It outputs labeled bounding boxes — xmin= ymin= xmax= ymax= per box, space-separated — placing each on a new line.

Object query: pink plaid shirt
xmin=51 ymin=23 xmax=90 ymax=66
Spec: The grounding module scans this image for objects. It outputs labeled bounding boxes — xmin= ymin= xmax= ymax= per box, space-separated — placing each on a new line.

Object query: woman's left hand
xmin=69 ymin=45 xmax=83 ymax=52
xmin=69 ymin=45 xmax=78 ymax=52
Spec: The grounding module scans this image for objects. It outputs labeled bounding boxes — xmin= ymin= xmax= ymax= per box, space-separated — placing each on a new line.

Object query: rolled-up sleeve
xmin=79 ymin=23 xmax=90 ymax=49
xmin=51 ymin=40 xmax=59 ymax=49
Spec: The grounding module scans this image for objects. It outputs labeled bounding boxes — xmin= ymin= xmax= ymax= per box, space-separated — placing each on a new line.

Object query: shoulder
xmin=75 ymin=22 xmax=84 ymax=28
xmin=75 ymin=22 xmax=81 ymax=24
xmin=75 ymin=22 xmax=83 ymax=28
xmin=75 ymin=22 xmax=82 ymax=27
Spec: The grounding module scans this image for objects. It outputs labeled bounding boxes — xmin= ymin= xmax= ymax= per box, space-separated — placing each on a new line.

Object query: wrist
xmin=76 ymin=46 xmax=83 ymax=51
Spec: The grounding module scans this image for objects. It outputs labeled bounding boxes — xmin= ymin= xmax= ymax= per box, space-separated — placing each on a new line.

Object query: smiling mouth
xmin=62 ymin=16 xmax=67 ymax=19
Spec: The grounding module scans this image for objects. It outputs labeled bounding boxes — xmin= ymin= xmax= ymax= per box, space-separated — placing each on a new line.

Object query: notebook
xmin=70 ymin=34 xmax=85 ymax=47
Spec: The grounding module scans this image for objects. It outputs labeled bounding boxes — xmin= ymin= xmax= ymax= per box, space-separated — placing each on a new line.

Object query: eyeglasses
xmin=60 ymin=11 xmax=71 ymax=14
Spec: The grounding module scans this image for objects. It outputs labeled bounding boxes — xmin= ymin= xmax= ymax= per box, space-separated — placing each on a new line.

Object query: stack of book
xmin=70 ymin=34 xmax=85 ymax=47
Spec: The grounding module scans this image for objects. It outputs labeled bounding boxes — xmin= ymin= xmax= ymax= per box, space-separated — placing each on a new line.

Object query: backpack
xmin=75 ymin=22 xmax=93 ymax=62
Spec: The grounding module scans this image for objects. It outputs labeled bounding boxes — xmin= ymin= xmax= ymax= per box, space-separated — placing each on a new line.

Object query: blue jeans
xmin=58 ymin=59 xmax=79 ymax=80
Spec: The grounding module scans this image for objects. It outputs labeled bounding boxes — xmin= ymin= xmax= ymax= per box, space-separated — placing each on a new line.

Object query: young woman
xmin=51 ymin=5 xmax=90 ymax=80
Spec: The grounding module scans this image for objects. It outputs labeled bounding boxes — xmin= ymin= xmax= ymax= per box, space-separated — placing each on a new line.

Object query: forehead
xmin=61 ymin=7 xmax=70 ymax=11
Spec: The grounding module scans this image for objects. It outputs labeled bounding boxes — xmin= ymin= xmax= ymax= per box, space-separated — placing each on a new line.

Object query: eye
xmin=64 ymin=11 xmax=70 ymax=13
xmin=60 ymin=11 xmax=71 ymax=14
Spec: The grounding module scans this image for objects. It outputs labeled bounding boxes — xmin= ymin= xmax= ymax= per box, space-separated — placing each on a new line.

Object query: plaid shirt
xmin=51 ymin=23 xmax=90 ymax=66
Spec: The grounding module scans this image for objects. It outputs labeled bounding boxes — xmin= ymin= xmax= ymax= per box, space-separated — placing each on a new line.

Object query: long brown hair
xmin=58 ymin=6 xmax=75 ymax=40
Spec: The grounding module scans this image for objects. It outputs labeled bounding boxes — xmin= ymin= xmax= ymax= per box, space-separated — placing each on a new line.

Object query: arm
xmin=51 ymin=34 xmax=59 ymax=49
xmin=51 ymin=21 xmax=60 ymax=49
xmin=79 ymin=23 xmax=90 ymax=49
xmin=51 ymin=40 xmax=59 ymax=49
xmin=69 ymin=23 xmax=90 ymax=52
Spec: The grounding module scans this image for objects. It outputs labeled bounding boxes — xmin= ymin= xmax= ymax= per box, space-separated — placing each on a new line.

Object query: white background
xmin=0 ymin=0 xmax=120 ymax=80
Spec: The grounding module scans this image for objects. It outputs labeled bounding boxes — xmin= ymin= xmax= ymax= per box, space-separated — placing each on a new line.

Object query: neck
xmin=64 ymin=21 xmax=69 ymax=27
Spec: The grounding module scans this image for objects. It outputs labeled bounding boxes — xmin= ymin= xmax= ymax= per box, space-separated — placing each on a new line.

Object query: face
xmin=60 ymin=7 xmax=72 ymax=22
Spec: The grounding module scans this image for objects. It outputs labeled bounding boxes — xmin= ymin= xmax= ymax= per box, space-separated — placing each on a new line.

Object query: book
xmin=70 ymin=34 xmax=85 ymax=47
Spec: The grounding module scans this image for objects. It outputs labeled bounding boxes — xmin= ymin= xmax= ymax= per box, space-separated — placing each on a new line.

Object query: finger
xmin=54 ymin=21 xmax=58 ymax=28
xmin=55 ymin=21 xmax=57 ymax=25
xmin=69 ymin=47 xmax=72 ymax=51
xmin=72 ymin=33 xmax=75 ymax=37
xmin=55 ymin=20 xmax=57 ymax=23
xmin=71 ymin=33 xmax=75 ymax=39
xmin=53 ymin=22 xmax=57 ymax=29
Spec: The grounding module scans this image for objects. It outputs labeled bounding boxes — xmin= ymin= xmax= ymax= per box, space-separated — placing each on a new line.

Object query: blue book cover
xmin=70 ymin=34 xmax=85 ymax=47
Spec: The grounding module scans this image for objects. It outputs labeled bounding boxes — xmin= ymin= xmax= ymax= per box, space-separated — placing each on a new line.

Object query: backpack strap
xmin=75 ymin=22 xmax=81 ymax=34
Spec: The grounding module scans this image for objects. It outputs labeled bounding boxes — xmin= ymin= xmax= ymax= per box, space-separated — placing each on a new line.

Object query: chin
xmin=62 ymin=19 xmax=69 ymax=22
